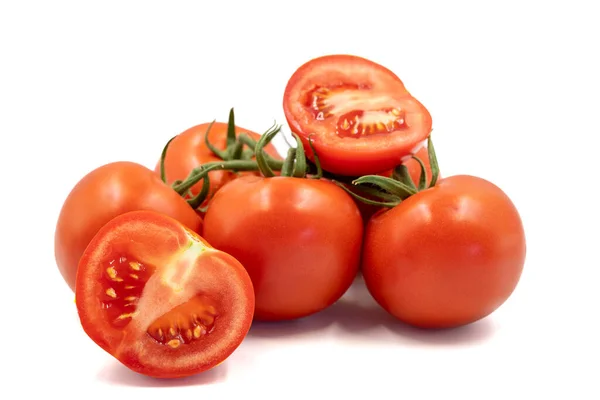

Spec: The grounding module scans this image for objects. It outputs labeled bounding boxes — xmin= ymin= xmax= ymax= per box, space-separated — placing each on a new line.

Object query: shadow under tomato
xmin=332 ymin=275 xmax=497 ymax=346
xmin=247 ymin=274 xmax=497 ymax=346
xmin=97 ymin=359 xmax=227 ymax=387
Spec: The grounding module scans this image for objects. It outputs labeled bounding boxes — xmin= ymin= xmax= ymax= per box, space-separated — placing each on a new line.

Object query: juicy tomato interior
xmin=76 ymin=210 xmax=254 ymax=378
xmin=283 ymin=54 xmax=433 ymax=176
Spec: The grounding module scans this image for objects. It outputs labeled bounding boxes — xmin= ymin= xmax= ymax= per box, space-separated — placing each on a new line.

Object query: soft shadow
xmin=246 ymin=275 xmax=497 ymax=346
xmin=97 ymin=359 xmax=227 ymax=387
xmin=330 ymin=275 xmax=497 ymax=346
xmin=248 ymin=309 xmax=335 ymax=338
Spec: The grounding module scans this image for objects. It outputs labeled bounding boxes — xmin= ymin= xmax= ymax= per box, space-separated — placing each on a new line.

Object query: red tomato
xmin=55 ymin=162 xmax=203 ymax=292
xmin=202 ymin=176 xmax=364 ymax=321
xmin=283 ymin=54 xmax=432 ymax=176
xmin=361 ymin=175 xmax=526 ymax=329
xmin=76 ymin=210 xmax=255 ymax=378
xmin=155 ymin=122 xmax=282 ymax=210
xmin=353 ymin=145 xmax=438 ymax=223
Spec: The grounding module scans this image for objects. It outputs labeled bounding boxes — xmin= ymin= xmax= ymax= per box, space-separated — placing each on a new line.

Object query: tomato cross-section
xmin=75 ymin=210 xmax=255 ymax=378
xmin=283 ymin=54 xmax=433 ymax=176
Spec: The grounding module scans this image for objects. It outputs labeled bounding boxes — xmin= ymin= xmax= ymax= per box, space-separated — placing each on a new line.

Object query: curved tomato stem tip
xmin=427 ymin=134 xmax=440 ymax=188
xmin=187 ymin=169 xmax=213 ymax=209
xmin=281 ymin=148 xmax=297 ymax=177
xmin=203 ymin=120 xmax=228 ymax=160
xmin=160 ymin=136 xmax=177 ymax=184
xmin=226 ymin=108 xmax=237 ymax=148
xmin=410 ymin=155 xmax=428 ymax=191
xmin=255 ymin=123 xmax=282 ymax=178
xmin=291 ymin=133 xmax=307 ymax=178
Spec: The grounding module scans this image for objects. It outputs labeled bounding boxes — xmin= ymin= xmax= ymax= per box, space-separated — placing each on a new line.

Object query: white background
xmin=2 ymin=1 xmax=599 ymax=399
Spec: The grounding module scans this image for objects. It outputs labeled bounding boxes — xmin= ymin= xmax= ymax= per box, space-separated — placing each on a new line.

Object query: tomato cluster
xmin=54 ymin=54 xmax=526 ymax=379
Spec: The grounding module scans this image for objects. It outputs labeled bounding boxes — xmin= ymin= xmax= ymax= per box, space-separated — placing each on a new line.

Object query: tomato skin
xmin=155 ymin=122 xmax=282 ymax=210
xmin=361 ymin=175 xmax=526 ymax=329
xmin=202 ymin=176 xmax=364 ymax=321
xmin=76 ymin=210 xmax=254 ymax=379
xmin=283 ymin=54 xmax=432 ymax=176
xmin=55 ymin=161 xmax=203 ymax=292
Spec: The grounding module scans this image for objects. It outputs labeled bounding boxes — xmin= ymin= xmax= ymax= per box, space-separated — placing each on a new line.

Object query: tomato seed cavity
xmin=146 ymin=295 xmax=218 ymax=348
xmin=304 ymin=85 xmax=406 ymax=138
xmin=101 ymin=255 xmax=154 ymax=329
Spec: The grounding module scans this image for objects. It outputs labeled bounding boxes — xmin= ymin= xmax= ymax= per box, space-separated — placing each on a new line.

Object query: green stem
xmin=186 ymin=167 xmax=214 ymax=209
xmin=281 ymin=148 xmax=296 ymax=177
xmin=334 ymin=181 xmax=401 ymax=208
xmin=427 ymin=135 xmax=440 ymax=187
xmin=291 ymin=133 xmax=307 ymax=178
xmin=203 ymin=120 xmax=228 ymax=160
xmin=226 ymin=108 xmax=237 ymax=149
xmin=173 ymin=159 xmax=281 ymax=195
xmin=410 ymin=155 xmax=428 ymax=191
xmin=159 ymin=136 xmax=176 ymax=183
xmin=254 ymin=123 xmax=282 ymax=178
xmin=392 ymin=164 xmax=417 ymax=191
xmin=352 ymin=175 xmax=417 ymax=200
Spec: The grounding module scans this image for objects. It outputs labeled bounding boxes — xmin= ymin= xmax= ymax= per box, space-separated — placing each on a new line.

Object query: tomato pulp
xmin=283 ymin=54 xmax=432 ymax=176
xmin=202 ymin=176 xmax=364 ymax=321
xmin=75 ymin=210 xmax=255 ymax=378
xmin=55 ymin=161 xmax=203 ymax=292
xmin=361 ymin=175 xmax=526 ymax=329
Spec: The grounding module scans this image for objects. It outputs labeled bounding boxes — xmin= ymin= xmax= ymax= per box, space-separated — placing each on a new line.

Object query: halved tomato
xmin=283 ymin=54 xmax=433 ymax=176
xmin=75 ymin=210 xmax=255 ymax=378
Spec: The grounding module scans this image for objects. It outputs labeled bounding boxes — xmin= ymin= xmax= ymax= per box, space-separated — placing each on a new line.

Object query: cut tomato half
xmin=75 ymin=210 xmax=255 ymax=378
xmin=283 ymin=54 xmax=433 ymax=176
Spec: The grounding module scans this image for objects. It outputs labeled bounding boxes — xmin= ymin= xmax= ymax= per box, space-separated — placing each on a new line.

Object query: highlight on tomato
xmin=283 ymin=54 xmax=432 ymax=176
xmin=155 ymin=108 xmax=282 ymax=214
xmin=54 ymin=161 xmax=204 ymax=292
xmin=202 ymin=128 xmax=364 ymax=321
xmin=75 ymin=210 xmax=255 ymax=378
xmin=344 ymin=138 xmax=526 ymax=329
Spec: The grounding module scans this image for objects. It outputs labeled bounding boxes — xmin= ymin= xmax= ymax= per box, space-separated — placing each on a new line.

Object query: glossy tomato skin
xmin=76 ymin=210 xmax=254 ymax=379
xmin=283 ymin=54 xmax=432 ymax=176
xmin=362 ymin=175 xmax=526 ymax=329
xmin=55 ymin=161 xmax=202 ymax=292
xmin=202 ymin=176 xmax=364 ymax=321
xmin=155 ymin=122 xmax=282 ymax=210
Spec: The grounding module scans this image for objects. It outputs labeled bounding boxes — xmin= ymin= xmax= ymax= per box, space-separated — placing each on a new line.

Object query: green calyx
xmin=334 ymin=134 xmax=441 ymax=208
xmin=158 ymin=108 xmax=323 ymax=210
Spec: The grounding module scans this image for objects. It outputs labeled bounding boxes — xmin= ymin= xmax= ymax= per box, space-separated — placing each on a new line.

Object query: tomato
xmin=361 ymin=175 xmax=526 ymax=329
xmin=55 ymin=161 xmax=203 ymax=292
xmin=283 ymin=54 xmax=432 ymax=176
xmin=352 ymin=145 xmax=438 ymax=223
xmin=155 ymin=121 xmax=282 ymax=211
xmin=75 ymin=210 xmax=255 ymax=378
xmin=202 ymin=176 xmax=363 ymax=321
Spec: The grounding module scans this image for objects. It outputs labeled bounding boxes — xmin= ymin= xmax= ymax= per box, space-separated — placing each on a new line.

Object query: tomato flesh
xmin=76 ymin=210 xmax=254 ymax=378
xmin=283 ymin=54 xmax=433 ymax=176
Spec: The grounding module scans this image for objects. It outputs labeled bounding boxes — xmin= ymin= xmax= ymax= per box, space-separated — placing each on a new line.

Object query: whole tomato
xmin=202 ymin=175 xmax=364 ymax=321
xmin=156 ymin=120 xmax=282 ymax=212
xmin=361 ymin=174 xmax=526 ymax=329
xmin=54 ymin=161 xmax=203 ymax=292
